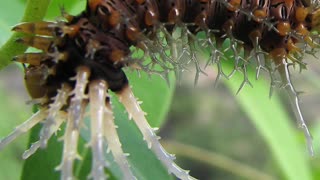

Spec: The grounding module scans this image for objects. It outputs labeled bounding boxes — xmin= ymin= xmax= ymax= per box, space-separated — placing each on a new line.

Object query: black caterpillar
xmin=1 ymin=0 xmax=320 ymax=179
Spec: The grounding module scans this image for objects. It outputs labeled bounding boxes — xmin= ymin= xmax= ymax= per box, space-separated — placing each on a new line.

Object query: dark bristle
xmin=11 ymin=25 xmax=21 ymax=31
xmin=15 ymin=38 xmax=24 ymax=43
xmin=11 ymin=56 xmax=18 ymax=61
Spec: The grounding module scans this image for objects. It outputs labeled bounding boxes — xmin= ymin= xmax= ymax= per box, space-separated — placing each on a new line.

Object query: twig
xmin=162 ymin=140 xmax=275 ymax=180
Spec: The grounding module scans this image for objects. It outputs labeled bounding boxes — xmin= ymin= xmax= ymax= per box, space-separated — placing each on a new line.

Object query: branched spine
xmin=117 ymin=86 xmax=195 ymax=180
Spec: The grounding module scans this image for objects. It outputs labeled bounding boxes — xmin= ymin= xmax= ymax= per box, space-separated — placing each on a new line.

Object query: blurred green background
xmin=1 ymin=0 xmax=320 ymax=179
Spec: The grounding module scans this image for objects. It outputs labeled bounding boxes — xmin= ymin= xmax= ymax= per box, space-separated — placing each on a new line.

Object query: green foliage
xmin=223 ymin=65 xmax=312 ymax=180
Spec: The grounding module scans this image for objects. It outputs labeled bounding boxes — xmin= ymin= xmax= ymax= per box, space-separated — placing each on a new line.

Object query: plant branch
xmin=0 ymin=0 xmax=51 ymax=70
xmin=162 ymin=140 xmax=275 ymax=180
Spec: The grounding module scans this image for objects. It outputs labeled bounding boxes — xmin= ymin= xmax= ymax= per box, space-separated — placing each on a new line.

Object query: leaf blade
xmin=223 ymin=66 xmax=312 ymax=180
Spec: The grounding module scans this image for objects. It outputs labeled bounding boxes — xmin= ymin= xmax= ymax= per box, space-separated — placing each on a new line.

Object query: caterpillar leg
xmin=117 ymin=86 xmax=196 ymax=180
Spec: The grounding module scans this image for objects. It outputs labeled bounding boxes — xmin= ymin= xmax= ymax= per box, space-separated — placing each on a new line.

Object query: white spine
xmin=58 ymin=67 xmax=90 ymax=180
xmin=88 ymin=80 xmax=108 ymax=180
xmin=23 ymin=117 xmax=64 ymax=159
xmin=280 ymin=59 xmax=313 ymax=155
xmin=0 ymin=110 xmax=47 ymax=151
xmin=104 ymin=94 xmax=136 ymax=180
xmin=117 ymin=86 xmax=196 ymax=180
xmin=40 ymin=84 xmax=71 ymax=148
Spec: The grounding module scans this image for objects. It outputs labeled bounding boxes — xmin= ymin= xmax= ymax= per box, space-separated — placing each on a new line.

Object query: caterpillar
xmin=0 ymin=0 xmax=320 ymax=179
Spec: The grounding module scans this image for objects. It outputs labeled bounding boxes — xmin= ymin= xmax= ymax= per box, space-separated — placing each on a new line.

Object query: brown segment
xmin=222 ymin=19 xmax=235 ymax=35
xmin=270 ymin=48 xmax=287 ymax=62
xmin=165 ymin=0 xmax=186 ymax=24
xmin=227 ymin=0 xmax=241 ymax=11
xmin=126 ymin=26 xmax=140 ymax=41
xmin=88 ymin=0 xmax=103 ymax=12
xmin=287 ymin=38 xmax=302 ymax=53
xmin=109 ymin=10 xmax=121 ymax=27
xmin=13 ymin=53 xmax=49 ymax=66
xmin=61 ymin=25 xmax=80 ymax=37
xmin=253 ymin=10 xmax=268 ymax=21
xmin=295 ymin=23 xmax=316 ymax=47
xmin=168 ymin=8 xmax=181 ymax=23
xmin=24 ymin=66 xmax=48 ymax=99
xmin=249 ymin=30 xmax=262 ymax=45
xmin=194 ymin=11 xmax=208 ymax=28
xmin=277 ymin=22 xmax=291 ymax=36
xmin=310 ymin=8 xmax=320 ymax=30
xmin=296 ymin=23 xmax=310 ymax=36
xmin=295 ymin=6 xmax=309 ymax=22
xmin=145 ymin=10 xmax=158 ymax=26
xmin=12 ymin=22 xmax=56 ymax=36
xmin=252 ymin=0 xmax=270 ymax=22
xmin=136 ymin=0 xmax=145 ymax=4
xmin=110 ymin=50 xmax=126 ymax=63
xmin=16 ymin=36 xmax=53 ymax=52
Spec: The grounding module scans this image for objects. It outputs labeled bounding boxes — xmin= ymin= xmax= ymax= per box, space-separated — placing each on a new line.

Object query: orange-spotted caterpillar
xmin=1 ymin=0 xmax=320 ymax=179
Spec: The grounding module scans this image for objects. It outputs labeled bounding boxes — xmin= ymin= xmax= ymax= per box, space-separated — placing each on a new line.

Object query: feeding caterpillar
xmin=1 ymin=0 xmax=320 ymax=179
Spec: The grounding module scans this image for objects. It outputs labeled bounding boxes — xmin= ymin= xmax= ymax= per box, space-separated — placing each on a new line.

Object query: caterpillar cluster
xmin=1 ymin=0 xmax=320 ymax=179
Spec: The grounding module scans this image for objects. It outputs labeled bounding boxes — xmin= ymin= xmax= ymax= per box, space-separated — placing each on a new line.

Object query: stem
xmin=162 ymin=140 xmax=275 ymax=180
xmin=0 ymin=0 xmax=51 ymax=70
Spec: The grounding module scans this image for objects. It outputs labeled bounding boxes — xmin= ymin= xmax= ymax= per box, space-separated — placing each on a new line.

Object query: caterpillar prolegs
xmin=1 ymin=0 xmax=320 ymax=179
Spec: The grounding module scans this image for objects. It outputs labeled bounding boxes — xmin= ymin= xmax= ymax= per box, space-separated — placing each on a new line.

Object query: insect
xmin=0 ymin=0 xmax=320 ymax=179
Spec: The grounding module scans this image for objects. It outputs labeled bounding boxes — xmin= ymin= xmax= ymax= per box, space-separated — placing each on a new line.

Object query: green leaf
xmin=21 ymin=124 xmax=63 ymax=180
xmin=310 ymin=121 xmax=320 ymax=179
xmin=222 ymin=65 xmax=312 ymax=180
xmin=44 ymin=0 xmax=85 ymax=19
xmin=0 ymin=1 xmax=24 ymax=44
xmin=0 ymin=82 xmax=30 ymax=180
